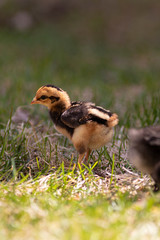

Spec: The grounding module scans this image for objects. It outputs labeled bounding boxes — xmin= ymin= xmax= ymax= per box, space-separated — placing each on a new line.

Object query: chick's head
xmin=31 ymin=85 xmax=71 ymax=110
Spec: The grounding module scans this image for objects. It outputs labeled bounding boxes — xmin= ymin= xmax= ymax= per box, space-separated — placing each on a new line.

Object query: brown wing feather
xmin=61 ymin=102 xmax=118 ymax=128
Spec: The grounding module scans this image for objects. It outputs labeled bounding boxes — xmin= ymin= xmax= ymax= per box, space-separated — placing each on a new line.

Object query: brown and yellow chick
xmin=31 ymin=85 xmax=119 ymax=165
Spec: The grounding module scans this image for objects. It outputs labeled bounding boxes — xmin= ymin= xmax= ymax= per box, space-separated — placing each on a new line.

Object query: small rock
xmin=11 ymin=11 xmax=33 ymax=31
xmin=12 ymin=106 xmax=39 ymax=125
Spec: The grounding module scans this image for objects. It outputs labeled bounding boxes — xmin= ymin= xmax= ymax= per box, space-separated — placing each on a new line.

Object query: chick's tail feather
xmin=107 ymin=113 xmax=119 ymax=127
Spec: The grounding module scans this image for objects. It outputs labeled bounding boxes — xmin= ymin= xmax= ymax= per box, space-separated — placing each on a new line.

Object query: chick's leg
xmin=77 ymin=149 xmax=91 ymax=168
xmin=73 ymin=141 xmax=87 ymax=167
xmin=84 ymin=149 xmax=91 ymax=163
xmin=78 ymin=153 xmax=86 ymax=165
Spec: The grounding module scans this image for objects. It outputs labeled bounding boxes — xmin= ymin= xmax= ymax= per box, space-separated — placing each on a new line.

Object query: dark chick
xmin=129 ymin=126 xmax=160 ymax=191
xmin=31 ymin=85 xmax=119 ymax=165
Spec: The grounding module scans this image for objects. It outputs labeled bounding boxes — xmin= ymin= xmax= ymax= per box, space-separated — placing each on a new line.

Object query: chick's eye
xmin=40 ymin=95 xmax=47 ymax=100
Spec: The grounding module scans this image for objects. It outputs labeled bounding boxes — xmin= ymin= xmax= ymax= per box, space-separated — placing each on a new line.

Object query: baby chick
xmin=31 ymin=85 xmax=119 ymax=165
xmin=129 ymin=126 xmax=160 ymax=191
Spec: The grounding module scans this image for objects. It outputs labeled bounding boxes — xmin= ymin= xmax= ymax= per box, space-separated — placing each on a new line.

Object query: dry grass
xmin=13 ymin=171 xmax=152 ymax=200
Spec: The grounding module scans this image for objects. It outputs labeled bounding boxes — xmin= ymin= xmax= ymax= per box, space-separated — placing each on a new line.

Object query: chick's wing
xmin=61 ymin=102 xmax=90 ymax=128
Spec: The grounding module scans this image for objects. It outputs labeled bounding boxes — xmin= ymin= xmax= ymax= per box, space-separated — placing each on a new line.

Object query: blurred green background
xmin=0 ymin=0 xmax=160 ymax=125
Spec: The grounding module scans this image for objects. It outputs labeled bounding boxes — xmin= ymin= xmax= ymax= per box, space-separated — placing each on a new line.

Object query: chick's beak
xmin=31 ymin=97 xmax=38 ymax=104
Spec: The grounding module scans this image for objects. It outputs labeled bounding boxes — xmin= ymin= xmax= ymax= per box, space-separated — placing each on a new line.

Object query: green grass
xmin=0 ymin=23 xmax=160 ymax=239
xmin=0 ymin=174 xmax=159 ymax=240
